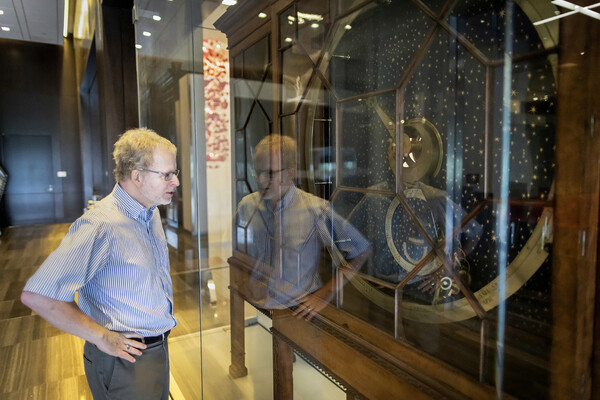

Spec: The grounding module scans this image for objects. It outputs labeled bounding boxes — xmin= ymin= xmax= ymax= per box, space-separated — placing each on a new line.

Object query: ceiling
xmin=0 ymin=0 xmax=65 ymax=45
xmin=0 ymin=0 xmax=228 ymax=48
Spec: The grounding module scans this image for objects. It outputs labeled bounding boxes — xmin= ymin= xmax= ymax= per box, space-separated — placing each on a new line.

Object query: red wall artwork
xmin=203 ymin=39 xmax=231 ymax=169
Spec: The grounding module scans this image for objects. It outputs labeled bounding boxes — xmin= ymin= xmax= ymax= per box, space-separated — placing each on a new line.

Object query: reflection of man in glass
xmin=237 ymin=134 xmax=371 ymax=320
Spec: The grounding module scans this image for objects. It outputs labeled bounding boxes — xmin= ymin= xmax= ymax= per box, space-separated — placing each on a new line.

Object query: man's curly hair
xmin=113 ymin=128 xmax=176 ymax=182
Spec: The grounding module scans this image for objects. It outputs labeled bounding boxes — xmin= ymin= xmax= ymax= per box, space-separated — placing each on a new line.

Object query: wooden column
xmin=229 ymin=287 xmax=248 ymax=378
xmin=551 ymin=1 xmax=600 ymax=398
xmin=94 ymin=0 xmax=138 ymax=194
xmin=272 ymin=322 xmax=294 ymax=400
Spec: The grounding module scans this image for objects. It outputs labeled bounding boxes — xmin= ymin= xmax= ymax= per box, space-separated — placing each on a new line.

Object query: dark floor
xmin=0 ymin=222 xmax=227 ymax=399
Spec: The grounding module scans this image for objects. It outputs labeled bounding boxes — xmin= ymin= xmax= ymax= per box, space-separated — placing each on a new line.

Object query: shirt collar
xmin=113 ymin=183 xmax=156 ymax=222
xmin=265 ymin=184 xmax=297 ymax=213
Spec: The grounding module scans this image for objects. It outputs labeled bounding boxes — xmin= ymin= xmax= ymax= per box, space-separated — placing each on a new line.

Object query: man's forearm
xmin=21 ymin=291 xmax=107 ymax=345
xmin=21 ymin=291 xmax=146 ymax=363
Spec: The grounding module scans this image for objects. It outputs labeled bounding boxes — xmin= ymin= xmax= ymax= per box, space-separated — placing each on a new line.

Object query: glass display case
xmin=214 ymin=0 xmax=600 ymax=398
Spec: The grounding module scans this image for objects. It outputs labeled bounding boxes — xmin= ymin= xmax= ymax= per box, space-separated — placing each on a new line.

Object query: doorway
xmin=1 ymin=134 xmax=55 ymax=225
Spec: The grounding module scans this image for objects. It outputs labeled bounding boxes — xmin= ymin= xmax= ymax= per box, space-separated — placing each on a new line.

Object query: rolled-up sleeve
xmin=23 ymin=217 xmax=109 ymax=302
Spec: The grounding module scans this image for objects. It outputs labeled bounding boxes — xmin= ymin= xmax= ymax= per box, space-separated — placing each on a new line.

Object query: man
xmin=21 ymin=128 xmax=180 ymax=399
xmin=236 ymin=134 xmax=371 ymax=320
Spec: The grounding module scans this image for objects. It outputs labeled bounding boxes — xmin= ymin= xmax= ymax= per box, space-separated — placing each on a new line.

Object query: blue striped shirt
xmin=237 ymin=185 xmax=370 ymax=309
xmin=24 ymin=184 xmax=177 ymax=336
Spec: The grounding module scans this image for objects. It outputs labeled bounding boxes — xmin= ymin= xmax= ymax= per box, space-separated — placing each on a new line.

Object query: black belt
xmin=133 ymin=330 xmax=170 ymax=345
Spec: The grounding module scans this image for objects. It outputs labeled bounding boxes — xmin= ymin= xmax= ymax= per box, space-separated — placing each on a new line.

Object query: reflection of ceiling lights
xmin=534 ymin=0 xmax=600 ymax=25
xmin=143 ymin=31 xmax=151 ymax=36
xmin=222 ymin=0 xmax=237 ymax=5
xmin=297 ymin=12 xmax=323 ymax=22
xmin=0 ymin=10 xmax=4 ymax=15
xmin=135 ymin=44 xmax=142 ymax=49
xmin=75 ymin=0 xmax=89 ymax=38
xmin=152 ymin=15 xmax=161 ymax=21
xmin=63 ymin=0 xmax=69 ymax=37
xmin=1 ymin=27 xmax=10 ymax=32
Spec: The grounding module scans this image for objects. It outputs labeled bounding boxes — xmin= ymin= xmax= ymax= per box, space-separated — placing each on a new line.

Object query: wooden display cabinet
xmin=215 ymin=0 xmax=600 ymax=398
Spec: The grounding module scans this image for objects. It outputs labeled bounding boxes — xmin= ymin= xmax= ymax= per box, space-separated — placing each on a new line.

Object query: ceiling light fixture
xmin=2 ymin=26 xmax=11 ymax=31
xmin=143 ymin=31 xmax=151 ymax=36
xmin=222 ymin=0 xmax=237 ymax=5
xmin=258 ymin=12 xmax=267 ymax=18
xmin=152 ymin=15 xmax=162 ymax=21
xmin=135 ymin=44 xmax=142 ymax=49
xmin=0 ymin=10 xmax=4 ymax=15
xmin=297 ymin=12 xmax=322 ymax=22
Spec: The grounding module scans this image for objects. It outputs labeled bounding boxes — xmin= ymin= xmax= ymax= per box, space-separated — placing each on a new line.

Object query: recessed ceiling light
xmin=344 ymin=24 xmax=352 ymax=30
xmin=135 ymin=44 xmax=142 ymax=49
xmin=152 ymin=15 xmax=161 ymax=21
xmin=1 ymin=27 xmax=10 ymax=32
xmin=311 ymin=23 xmax=319 ymax=28
xmin=258 ymin=12 xmax=267 ymax=18
xmin=0 ymin=10 xmax=4 ymax=15
xmin=143 ymin=31 xmax=151 ymax=36
xmin=222 ymin=0 xmax=237 ymax=5
xmin=284 ymin=37 xmax=292 ymax=43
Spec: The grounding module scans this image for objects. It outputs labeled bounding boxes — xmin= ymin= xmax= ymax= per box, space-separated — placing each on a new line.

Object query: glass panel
xmin=243 ymin=35 xmax=270 ymax=82
xmin=281 ymin=45 xmax=315 ymax=114
xmin=446 ymin=0 xmax=549 ymax=61
xmin=244 ymin=37 xmax=269 ymax=100
xmin=420 ymin=0 xmax=451 ymax=16
xmin=257 ymin=64 xmax=274 ymax=120
xmin=233 ymin=77 xmax=254 ymax=129
xmin=245 ymin=103 xmax=271 ymax=174
xmin=280 ymin=113 xmax=296 ymax=136
xmin=327 ymin=1 xmax=433 ymax=99
xmin=280 ymin=6 xmax=296 ymax=47
xmin=235 ymin=129 xmax=246 ymax=178
xmin=195 ymin=0 xmax=597 ymax=398
xmin=302 ymin=82 xmax=334 ymax=198
xmin=332 ymin=0 xmax=369 ymax=17
xmin=337 ymin=92 xmax=396 ymax=188
xmin=133 ymin=1 xmax=214 ymax=400
xmin=297 ymin=0 xmax=331 ymax=63
xmin=236 ymin=180 xmax=252 ymax=207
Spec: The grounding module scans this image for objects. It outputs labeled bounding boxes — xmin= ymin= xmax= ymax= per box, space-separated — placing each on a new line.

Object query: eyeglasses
xmin=139 ymin=168 xmax=180 ymax=181
xmin=253 ymin=168 xmax=288 ymax=179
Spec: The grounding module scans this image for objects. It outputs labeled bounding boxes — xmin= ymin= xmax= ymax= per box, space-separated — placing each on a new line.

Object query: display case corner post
xmin=229 ymin=283 xmax=248 ymax=378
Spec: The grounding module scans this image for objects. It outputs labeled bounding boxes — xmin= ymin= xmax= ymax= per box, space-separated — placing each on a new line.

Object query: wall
xmin=0 ymin=38 xmax=83 ymax=226
xmin=0 ymin=0 xmax=138 ymax=227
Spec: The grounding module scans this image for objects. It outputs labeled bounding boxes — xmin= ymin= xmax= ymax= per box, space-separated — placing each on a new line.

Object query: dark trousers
xmin=83 ymin=340 xmax=170 ymax=399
